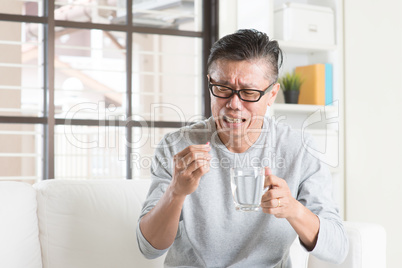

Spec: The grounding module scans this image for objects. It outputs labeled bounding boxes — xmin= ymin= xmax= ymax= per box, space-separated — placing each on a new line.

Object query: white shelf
xmin=278 ymin=40 xmax=337 ymax=53
xmin=272 ymin=103 xmax=337 ymax=114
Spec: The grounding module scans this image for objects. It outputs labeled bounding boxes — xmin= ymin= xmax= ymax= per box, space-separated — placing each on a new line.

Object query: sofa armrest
xmin=0 ymin=182 xmax=42 ymax=268
xmin=308 ymin=221 xmax=386 ymax=268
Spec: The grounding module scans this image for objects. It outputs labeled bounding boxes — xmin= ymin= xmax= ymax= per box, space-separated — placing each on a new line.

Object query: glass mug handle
xmin=262 ymin=167 xmax=269 ymax=195
xmin=259 ymin=186 xmax=270 ymax=210
xmin=262 ymin=186 xmax=269 ymax=195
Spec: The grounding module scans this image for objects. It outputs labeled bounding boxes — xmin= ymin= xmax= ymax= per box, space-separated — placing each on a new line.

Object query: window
xmin=0 ymin=0 xmax=217 ymax=182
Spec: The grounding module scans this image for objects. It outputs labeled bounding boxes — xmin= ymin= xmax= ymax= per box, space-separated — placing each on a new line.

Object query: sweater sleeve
xmin=136 ymin=135 xmax=183 ymax=259
xmin=297 ymin=135 xmax=349 ymax=264
xmin=136 ymin=221 xmax=169 ymax=259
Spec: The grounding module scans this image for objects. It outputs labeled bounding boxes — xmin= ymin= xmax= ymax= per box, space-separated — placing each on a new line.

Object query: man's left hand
xmin=260 ymin=167 xmax=299 ymax=219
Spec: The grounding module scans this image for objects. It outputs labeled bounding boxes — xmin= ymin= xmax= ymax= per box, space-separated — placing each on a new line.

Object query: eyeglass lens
xmin=210 ymin=85 xmax=261 ymax=101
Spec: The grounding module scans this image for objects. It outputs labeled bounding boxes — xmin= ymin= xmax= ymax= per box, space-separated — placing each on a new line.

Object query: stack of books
xmin=295 ymin=63 xmax=333 ymax=105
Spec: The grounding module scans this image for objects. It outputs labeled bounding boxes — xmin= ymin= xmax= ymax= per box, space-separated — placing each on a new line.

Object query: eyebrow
xmin=210 ymin=78 xmax=259 ymax=89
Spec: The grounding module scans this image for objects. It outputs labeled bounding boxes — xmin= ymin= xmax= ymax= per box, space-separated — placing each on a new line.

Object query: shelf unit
xmin=274 ymin=0 xmax=345 ymax=218
xmin=272 ymin=103 xmax=337 ymax=113
xmin=278 ymin=40 xmax=337 ymax=53
xmin=219 ymin=0 xmax=345 ymax=218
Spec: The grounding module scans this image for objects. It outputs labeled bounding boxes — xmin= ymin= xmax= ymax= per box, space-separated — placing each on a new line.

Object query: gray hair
xmin=207 ymin=29 xmax=283 ymax=83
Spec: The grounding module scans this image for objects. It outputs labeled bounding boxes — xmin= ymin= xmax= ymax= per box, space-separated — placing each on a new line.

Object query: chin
xmin=218 ymin=121 xmax=248 ymax=138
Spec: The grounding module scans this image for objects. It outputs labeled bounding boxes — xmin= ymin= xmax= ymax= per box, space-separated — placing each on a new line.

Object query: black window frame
xmin=0 ymin=0 xmax=218 ymax=180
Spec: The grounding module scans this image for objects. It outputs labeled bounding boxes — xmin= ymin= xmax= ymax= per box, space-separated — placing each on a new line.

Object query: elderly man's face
xmin=208 ymin=59 xmax=279 ymax=144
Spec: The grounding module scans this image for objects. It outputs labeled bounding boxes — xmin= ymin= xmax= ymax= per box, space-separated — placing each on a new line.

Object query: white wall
xmin=219 ymin=0 xmax=273 ymax=38
xmin=344 ymin=1 xmax=402 ymax=267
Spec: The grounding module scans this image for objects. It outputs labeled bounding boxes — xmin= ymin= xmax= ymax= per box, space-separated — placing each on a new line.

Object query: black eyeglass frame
xmin=208 ymin=77 xmax=276 ymax=102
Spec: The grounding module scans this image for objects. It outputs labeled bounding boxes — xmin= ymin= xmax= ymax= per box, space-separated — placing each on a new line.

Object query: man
xmin=137 ymin=29 xmax=348 ymax=267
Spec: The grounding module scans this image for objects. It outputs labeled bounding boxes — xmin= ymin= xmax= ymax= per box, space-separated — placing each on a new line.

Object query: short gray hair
xmin=207 ymin=29 xmax=283 ymax=83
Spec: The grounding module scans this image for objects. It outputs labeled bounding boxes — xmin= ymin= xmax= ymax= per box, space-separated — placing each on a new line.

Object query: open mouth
xmin=224 ymin=115 xmax=246 ymax=124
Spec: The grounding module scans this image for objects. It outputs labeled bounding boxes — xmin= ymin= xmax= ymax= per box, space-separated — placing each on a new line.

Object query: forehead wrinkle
xmin=210 ymin=60 xmax=267 ymax=88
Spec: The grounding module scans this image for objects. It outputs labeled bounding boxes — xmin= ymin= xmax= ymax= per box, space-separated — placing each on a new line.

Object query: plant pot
xmin=284 ymin=90 xmax=300 ymax=104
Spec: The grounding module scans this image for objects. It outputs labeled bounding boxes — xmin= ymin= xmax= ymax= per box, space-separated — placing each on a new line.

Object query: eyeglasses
xmin=208 ymin=77 xmax=275 ymax=102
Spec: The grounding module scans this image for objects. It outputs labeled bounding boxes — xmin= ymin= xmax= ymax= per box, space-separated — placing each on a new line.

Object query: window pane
xmin=54 ymin=0 xmax=126 ymax=24
xmin=55 ymin=125 xmax=126 ymax=179
xmin=133 ymin=0 xmax=202 ymax=31
xmin=132 ymin=33 xmax=202 ymax=121
xmin=131 ymin=127 xmax=176 ymax=179
xmin=55 ymin=28 xmax=126 ymax=119
xmin=0 ymin=21 xmax=44 ymax=117
xmin=0 ymin=0 xmax=44 ymax=16
xmin=0 ymin=124 xmax=43 ymax=184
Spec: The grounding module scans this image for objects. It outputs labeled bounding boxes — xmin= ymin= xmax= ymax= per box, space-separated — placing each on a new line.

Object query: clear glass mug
xmin=230 ymin=167 xmax=269 ymax=212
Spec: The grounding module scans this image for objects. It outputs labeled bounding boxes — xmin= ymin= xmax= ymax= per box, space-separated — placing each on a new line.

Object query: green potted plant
xmin=278 ymin=72 xmax=303 ymax=104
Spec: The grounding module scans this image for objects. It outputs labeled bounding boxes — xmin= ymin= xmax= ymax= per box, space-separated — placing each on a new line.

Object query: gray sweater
xmin=137 ymin=117 xmax=348 ymax=267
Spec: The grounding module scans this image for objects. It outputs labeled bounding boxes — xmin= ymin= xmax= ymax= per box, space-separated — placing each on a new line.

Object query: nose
xmin=226 ymin=92 xmax=243 ymax=110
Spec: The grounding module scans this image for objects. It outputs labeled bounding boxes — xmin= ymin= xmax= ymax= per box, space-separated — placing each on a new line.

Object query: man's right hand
xmin=170 ymin=143 xmax=211 ymax=196
xmin=139 ymin=143 xmax=211 ymax=250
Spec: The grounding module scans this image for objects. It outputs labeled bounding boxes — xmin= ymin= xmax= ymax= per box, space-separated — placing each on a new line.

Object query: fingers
xmin=190 ymin=160 xmax=210 ymax=178
xmin=174 ymin=143 xmax=211 ymax=175
xmin=261 ymin=167 xmax=284 ymax=212
xmin=261 ymin=182 xmax=285 ymax=213
xmin=178 ymin=151 xmax=211 ymax=170
xmin=263 ymin=167 xmax=282 ymax=189
xmin=182 ymin=158 xmax=210 ymax=176
xmin=265 ymin=166 xmax=272 ymax=176
xmin=261 ymin=198 xmax=284 ymax=215
xmin=175 ymin=143 xmax=211 ymax=159
xmin=261 ymin=196 xmax=282 ymax=209
xmin=171 ymin=143 xmax=211 ymax=196
xmin=261 ymin=188 xmax=284 ymax=209
xmin=260 ymin=168 xmax=296 ymax=218
xmin=174 ymin=143 xmax=211 ymax=170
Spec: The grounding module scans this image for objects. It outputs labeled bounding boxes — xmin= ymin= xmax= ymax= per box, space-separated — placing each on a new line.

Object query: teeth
xmin=226 ymin=117 xmax=242 ymax=123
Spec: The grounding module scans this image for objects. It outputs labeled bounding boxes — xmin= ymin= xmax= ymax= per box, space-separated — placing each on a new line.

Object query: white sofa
xmin=0 ymin=180 xmax=386 ymax=268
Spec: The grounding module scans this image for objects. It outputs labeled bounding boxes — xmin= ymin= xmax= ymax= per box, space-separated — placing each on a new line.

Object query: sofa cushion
xmin=308 ymin=221 xmax=386 ymax=268
xmin=289 ymin=238 xmax=310 ymax=268
xmin=35 ymin=179 xmax=164 ymax=268
xmin=0 ymin=182 xmax=42 ymax=268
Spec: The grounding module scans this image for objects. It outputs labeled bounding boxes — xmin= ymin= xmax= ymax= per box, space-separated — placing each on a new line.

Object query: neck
xmin=218 ymin=127 xmax=263 ymax=153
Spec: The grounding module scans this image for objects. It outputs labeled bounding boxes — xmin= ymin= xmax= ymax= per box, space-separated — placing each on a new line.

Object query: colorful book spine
xmin=325 ymin=63 xmax=333 ymax=105
xmin=295 ymin=63 xmax=333 ymax=105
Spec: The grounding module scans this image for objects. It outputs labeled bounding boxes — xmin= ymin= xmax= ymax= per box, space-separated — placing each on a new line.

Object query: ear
xmin=267 ymin=83 xmax=280 ymax=106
